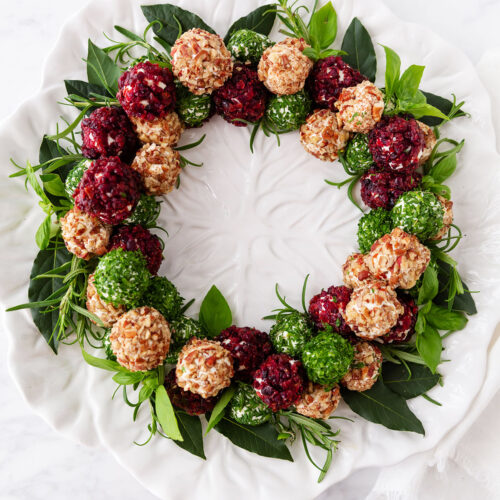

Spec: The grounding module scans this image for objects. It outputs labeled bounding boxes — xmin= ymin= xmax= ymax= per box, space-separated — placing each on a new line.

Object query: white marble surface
xmin=1 ymin=1 xmax=499 ymax=499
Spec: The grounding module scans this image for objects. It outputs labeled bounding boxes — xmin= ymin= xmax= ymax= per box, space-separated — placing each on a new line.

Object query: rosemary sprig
xmin=263 ymin=274 xmax=310 ymax=320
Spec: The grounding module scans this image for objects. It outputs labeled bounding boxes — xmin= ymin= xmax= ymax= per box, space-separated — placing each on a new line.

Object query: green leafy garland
xmin=6 ymin=0 xmax=477 ymax=483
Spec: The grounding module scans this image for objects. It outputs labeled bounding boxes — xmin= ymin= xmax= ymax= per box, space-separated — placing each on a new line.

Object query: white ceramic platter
xmin=1 ymin=0 xmax=500 ymax=498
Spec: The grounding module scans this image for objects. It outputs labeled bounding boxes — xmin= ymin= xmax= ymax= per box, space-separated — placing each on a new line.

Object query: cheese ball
xmin=86 ymin=273 xmax=125 ymax=327
xmin=130 ymin=111 xmax=184 ymax=147
xmin=342 ymin=253 xmax=373 ymax=289
xmin=344 ymin=133 xmax=374 ymax=174
xmin=357 ymin=208 xmax=393 ymax=254
xmin=124 ymin=194 xmax=161 ymax=227
xmin=60 ymin=207 xmax=110 ymax=260
xmin=258 ymin=37 xmax=313 ymax=95
xmin=391 ymin=191 xmax=444 ymax=241
xmin=382 ymin=292 xmax=418 ymax=343
xmin=140 ymin=276 xmax=183 ymax=322
xmin=343 ymin=281 xmax=404 ymax=339
xmin=265 ymin=90 xmax=311 ymax=132
xmin=269 ymin=312 xmax=314 ymax=357
xmin=65 ymin=160 xmax=90 ymax=199
xmin=367 ymin=228 xmax=431 ymax=289
xmin=228 ymin=383 xmax=272 ymax=426
xmin=431 ymin=195 xmax=454 ymax=240
xmin=335 ymin=81 xmax=384 ymax=134
xmin=308 ymin=285 xmax=353 ymax=335
xmin=417 ymin=120 xmax=437 ymax=165
xmin=295 ymin=382 xmax=341 ymax=419
xmin=227 ymin=29 xmax=274 ymax=65
xmin=176 ymin=338 xmax=234 ymax=398
xmin=171 ymin=28 xmax=233 ymax=95
xmin=340 ymin=342 xmax=382 ymax=391
xmin=166 ymin=316 xmax=204 ymax=364
xmin=93 ymin=248 xmax=151 ymax=308
xmin=110 ymin=306 xmax=171 ymax=372
xmin=176 ymin=88 xmax=212 ymax=128
xmin=300 ymin=108 xmax=350 ymax=161
xmin=117 ymin=61 xmax=176 ymax=121
xmin=302 ymin=332 xmax=354 ymax=386
xmin=131 ymin=143 xmax=181 ymax=196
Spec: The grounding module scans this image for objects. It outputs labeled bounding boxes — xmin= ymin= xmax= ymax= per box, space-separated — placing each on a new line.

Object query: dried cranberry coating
xmin=213 ymin=64 xmax=268 ymax=126
xmin=81 ymin=106 xmax=138 ymax=162
xmin=110 ymin=225 xmax=163 ymax=275
xmin=164 ymin=370 xmax=217 ymax=416
xmin=217 ymin=326 xmax=273 ymax=382
xmin=308 ymin=56 xmax=366 ymax=110
xmin=382 ymin=293 xmax=418 ymax=343
xmin=368 ymin=115 xmax=425 ymax=172
xmin=117 ymin=61 xmax=176 ymax=121
xmin=73 ymin=156 xmax=142 ymax=225
xmin=308 ymin=285 xmax=353 ymax=336
xmin=360 ymin=167 xmax=422 ymax=210
xmin=253 ymin=354 xmax=305 ymax=412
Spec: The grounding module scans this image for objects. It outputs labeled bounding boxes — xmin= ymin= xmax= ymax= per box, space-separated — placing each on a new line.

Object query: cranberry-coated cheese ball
xmin=367 ymin=227 xmax=431 ymax=289
xmin=60 ymin=207 xmax=110 ymax=260
xmin=81 ymin=106 xmax=138 ymax=161
xmin=308 ymin=285 xmax=353 ymax=335
xmin=253 ymin=353 xmax=305 ymax=412
xmin=171 ymin=28 xmax=233 ymax=95
xmin=130 ymin=111 xmax=184 ymax=147
xmin=431 ymin=195 xmax=454 ymax=240
xmin=73 ymin=157 xmax=142 ymax=225
xmin=86 ymin=274 xmax=125 ymax=327
xmin=343 ymin=280 xmax=404 ymax=339
xmin=417 ymin=120 xmax=437 ymax=165
xmin=131 ymin=143 xmax=181 ymax=196
xmin=110 ymin=306 xmax=171 ymax=372
xmin=300 ymin=108 xmax=350 ymax=161
xmin=342 ymin=253 xmax=373 ymax=289
xmin=117 ymin=61 xmax=176 ymax=121
xmin=382 ymin=293 xmax=418 ymax=343
xmin=176 ymin=338 xmax=234 ymax=399
xmin=335 ymin=81 xmax=384 ymax=134
xmin=258 ymin=38 xmax=313 ymax=95
xmin=295 ymin=382 xmax=341 ymax=419
xmin=341 ymin=342 xmax=382 ymax=391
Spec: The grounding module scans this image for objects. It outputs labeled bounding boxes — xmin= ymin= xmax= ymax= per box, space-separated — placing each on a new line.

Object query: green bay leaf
xmin=341 ymin=17 xmax=376 ymax=82
xmin=383 ymin=362 xmax=440 ymax=399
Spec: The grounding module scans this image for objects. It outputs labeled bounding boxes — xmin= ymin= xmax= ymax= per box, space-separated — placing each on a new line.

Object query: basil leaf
xmin=40 ymin=174 xmax=67 ymax=198
xmin=173 ymin=409 xmax=206 ymax=459
xmin=383 ymin=362 xmax=440 ymax=399
xmin=402 ymin=102 xmax=448 ymax=120
xmin=341 ymin=17 xmax=376 ymax=82
xmin=198 ymin=285 xmax=232 ymax=337
xmin=429 ymin=153 xmax=457 ymax=183
xmin=396 ymin=65 xmax=424 ymax=102
xmin=215 ymin=417 xmax=293 ymax=461
xmin=416 ymin=324 xmax=442 ymax=373
xmin=82 ymin=349 xmax=130 ymax=372
xmin=205 ymin=386 xmax=236 ymax=434
xmin=155 ymin=385 xmax=183 ymax=441
xmin=35 ymin=215 xmax=52 ymax=250
xmin=381 ymin=45 xmax=400 ymax=101
xmin=418 ymin=264 xmax=439 ymax=305
xmin=309 ymin=2 xmax=337 ymax=51
xmin=428 ymin=183 xmax=451 ymax=199
xmin=141 ymin=4 xmax=215 ymax=47
xmin=341 ymin=380 xmax=424 ymax=434
xmin=224 ymin=4 xmax=277 ymax=44
xmin=86 ymin=40 xmax=121 ymax=95
xmin=426 ymin=303 xmax=467 ymax=331
xmin=420 ymin=91 xmax=466 ymax=126
xmin=27 ymin=240 xmax=73 ymax=353
xmin=65 ymin=79 xmax=110 ymax=100
xmin=112 ymin=371 xmax=146 ymax=385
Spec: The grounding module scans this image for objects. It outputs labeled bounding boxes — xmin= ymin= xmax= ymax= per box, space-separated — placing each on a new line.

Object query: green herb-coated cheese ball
xmin=357 ymin=208 xmax=393 ymax=254
xmin=227 ymin=29 xmax=274 ymax=65
xmin=266 ymin=90 xmax=312 ymax=132
xmin=176 ymin=84 xmax=212 ymax=128
xmin=391 ymin=190 xmax=444 ymax=240
xmin=302 ymin=332 xmax=354 ymax=386
xmin=94 ymin=249 xmax=151 ymax=308
xmin=269 ymin=311 xmax=314 ymax=357
xmin=229 ymin=383 xmax=272 ymax=426
xmin=140 ymin=276 xmax=183 ymax=322
xmin=345 ymin=133 xmax=373 ymax=173
xmin=165 ymin=316 xmax=204 ymax=364
xmin=102 ymin=330 xmax=116 ymax=361
xmin=65 ymin=159 xmax=90 ymax=199
xmin=125 ymin=193 xmax=161 ymax=227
